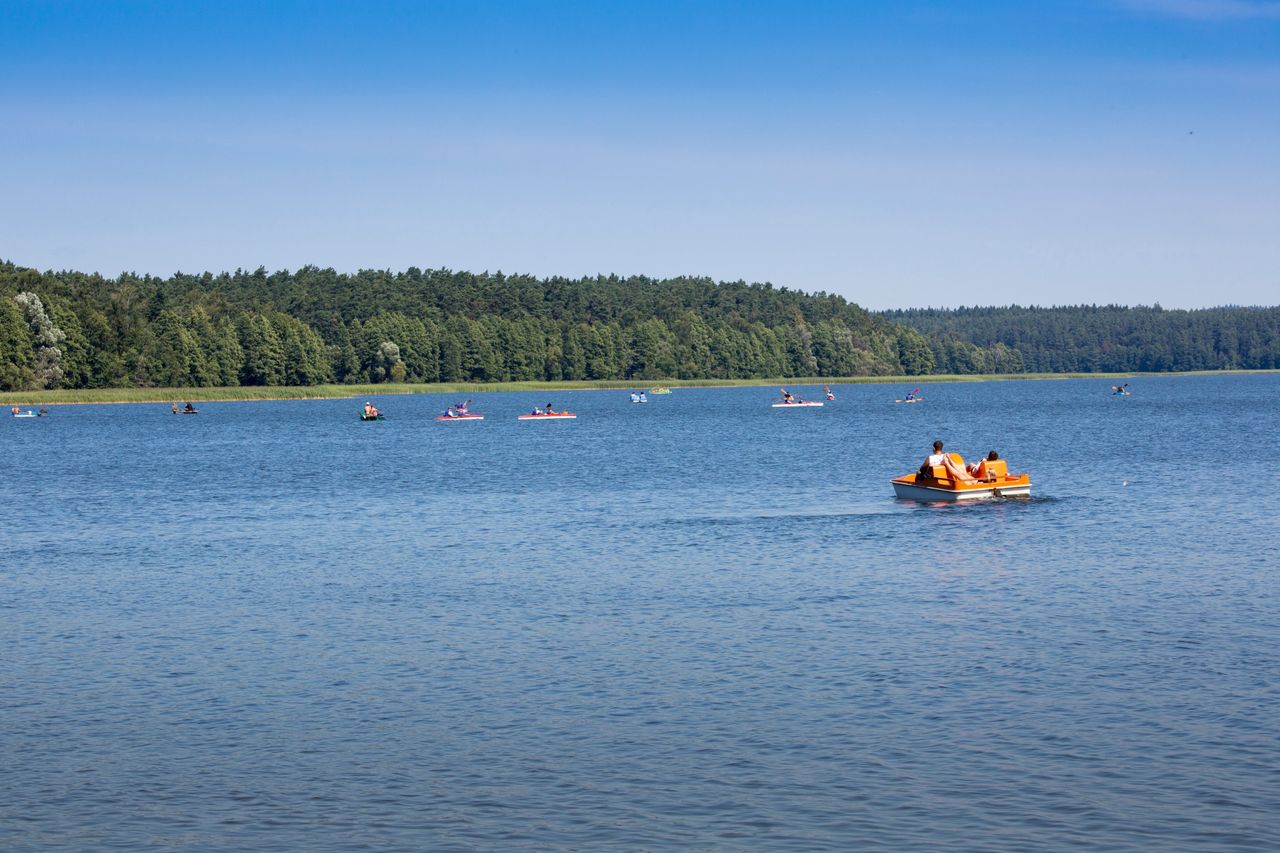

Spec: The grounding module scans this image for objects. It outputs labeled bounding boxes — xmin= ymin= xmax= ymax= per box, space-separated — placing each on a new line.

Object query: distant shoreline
xmin=3 ymin=370 xmax=1275 ymax=406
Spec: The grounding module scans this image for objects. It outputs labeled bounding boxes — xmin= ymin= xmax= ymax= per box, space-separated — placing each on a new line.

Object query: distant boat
xmin=649 ymin=387 xmax=672 ymax=394
xmin=772 ymin=401 xmax=823 ymax=408
xmin=517 ymin=412 xmax=577 ymax=420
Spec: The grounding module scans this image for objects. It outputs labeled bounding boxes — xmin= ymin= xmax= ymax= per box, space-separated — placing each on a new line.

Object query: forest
xmin=886 ymin=305 xmax=1280 ymax=373
xmin=1 ymin=262 xmax=944 ymax=391
xmin=3 ymin=260 xmax=1275 ymax=391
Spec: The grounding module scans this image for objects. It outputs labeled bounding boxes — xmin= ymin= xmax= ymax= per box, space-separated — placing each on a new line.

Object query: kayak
xmin=177 ymin=410 xmax=198 ymax=415
xmin=517 ymin=412 xmax=577 ymax=420
xmin=12 ymin=412 xmax=37 ymax=418
xmin=895 ymin=398 xmax=923 ymax=404
xmin=892 ymin=455 xmax=1031 ymax=502
xmin=772 ymin=401 xmax=823 ymax=408
xmin=435 ymin=413 xmax=484 ymax=421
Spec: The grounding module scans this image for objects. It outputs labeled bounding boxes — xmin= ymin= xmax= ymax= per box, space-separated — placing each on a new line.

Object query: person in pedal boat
xmin=630 ymin=392 xmax=640 ymax=403
xmin=919 ymin=440 xmax=976 ymax=482
xmin=968 ymin=450 xmax=999 ymax=479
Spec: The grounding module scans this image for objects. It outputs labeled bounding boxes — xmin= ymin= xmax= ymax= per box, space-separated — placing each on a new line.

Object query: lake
xmin=3 ymin=375 xmax=1278 ymax=850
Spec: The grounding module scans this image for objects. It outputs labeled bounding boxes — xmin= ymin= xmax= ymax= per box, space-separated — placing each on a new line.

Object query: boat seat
xmin=983 ymin=459 xmax=1008 ymax=479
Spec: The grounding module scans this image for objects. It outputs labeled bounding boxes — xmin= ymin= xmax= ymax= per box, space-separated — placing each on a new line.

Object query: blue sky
xmin=2 ymin=0 xmax=1277 ymax=308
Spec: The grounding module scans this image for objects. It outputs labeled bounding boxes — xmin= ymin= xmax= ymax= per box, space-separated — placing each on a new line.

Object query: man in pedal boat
xmin=919 ymin=440 xmax=977 ymax=482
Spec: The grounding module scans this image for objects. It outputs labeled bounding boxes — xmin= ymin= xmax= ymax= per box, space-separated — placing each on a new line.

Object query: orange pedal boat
xmin=892 ymin=455 xmax=1031 ymax=502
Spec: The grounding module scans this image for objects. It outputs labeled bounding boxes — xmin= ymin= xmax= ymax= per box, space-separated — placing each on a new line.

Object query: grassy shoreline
xmin=2 ymin=370 xmax=1274 ymax=406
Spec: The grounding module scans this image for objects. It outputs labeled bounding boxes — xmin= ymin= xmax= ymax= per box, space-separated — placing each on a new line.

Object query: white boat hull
xmin=892 ymin=481 xmax=1032 ymax=502
xmin=772 ymin=402 xmax=824 ymax=408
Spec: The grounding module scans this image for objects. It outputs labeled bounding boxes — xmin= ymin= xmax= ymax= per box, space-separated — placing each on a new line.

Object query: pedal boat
xmin=892 ymin=456 xmax=1031 ymax=502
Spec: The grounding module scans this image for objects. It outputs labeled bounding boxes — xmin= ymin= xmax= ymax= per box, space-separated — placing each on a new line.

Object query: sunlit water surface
xmin=3 ymin=375 xmax=1278 ymax=850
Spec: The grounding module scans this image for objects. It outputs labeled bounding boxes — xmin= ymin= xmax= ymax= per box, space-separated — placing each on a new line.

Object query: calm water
xmin=3 ymin=375 xmax=1278 ymax=851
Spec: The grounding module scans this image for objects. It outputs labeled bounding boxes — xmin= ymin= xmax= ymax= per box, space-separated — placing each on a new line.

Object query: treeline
xmin=885 ymin=305 xmax=1280 ymax=373
xmin=2 ymin=262 xmax=954 ymax=390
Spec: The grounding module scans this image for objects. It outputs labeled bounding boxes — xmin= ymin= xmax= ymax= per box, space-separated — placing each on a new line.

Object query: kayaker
xmin=10 ymin=406 xmax=18 ymax=416
xmin=780 ymin=388 xmax=793 ymax=404
xmin=171 ymin=402 xmax=179 ymax=414
xmin=545 ymin=402 xmax=556 ymax=414
xmin=823 ymin=385 xmax=834 ymax=400
xmin=183 ymin=402 xmax=196 ymax=413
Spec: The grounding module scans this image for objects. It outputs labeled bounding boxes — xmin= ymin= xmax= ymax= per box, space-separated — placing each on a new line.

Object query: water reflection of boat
xmin=892 ymin=456 xmax=1031 ymax=501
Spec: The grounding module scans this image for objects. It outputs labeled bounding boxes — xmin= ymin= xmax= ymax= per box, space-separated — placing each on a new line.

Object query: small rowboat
xmin=892 ymin=456 xmax=1031 ymax=502
xmin=517 ymin=412 xmax=577 ymax=420
xmin=12 ymin=411 xmax=37 ymax=418
xmin=435 ymin=413 xmax=484 ymax=421
xmin=360 ymin=413 xmax=385 ymax=421
xmin=772 ymin=401 xmax=823 ymax=408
